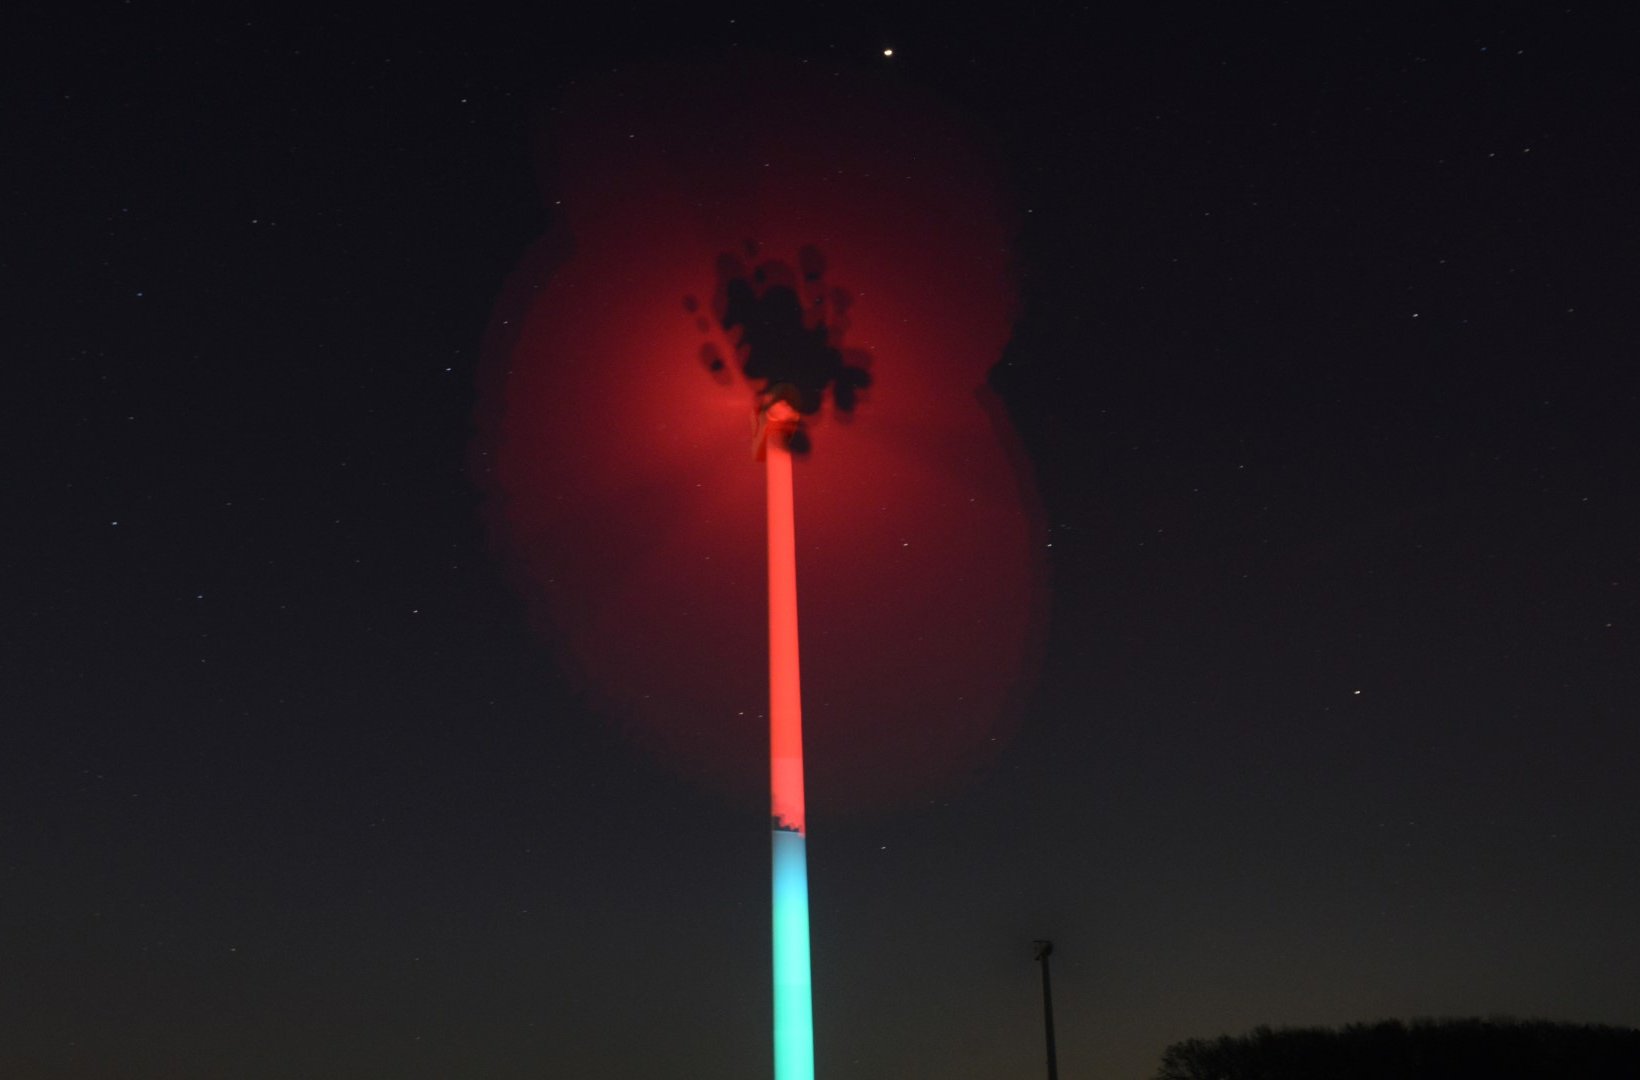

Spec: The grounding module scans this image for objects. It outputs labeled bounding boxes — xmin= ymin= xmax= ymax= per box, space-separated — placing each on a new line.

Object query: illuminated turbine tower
xmin=759 ymin=398 xmax=814 ymax=1080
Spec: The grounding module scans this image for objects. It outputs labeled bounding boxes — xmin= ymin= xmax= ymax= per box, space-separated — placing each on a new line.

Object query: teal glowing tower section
xmin=771 ymin=829 xmax=813 ymax=1079
xmin=763 ymin=402 xmax=814 ymax=1080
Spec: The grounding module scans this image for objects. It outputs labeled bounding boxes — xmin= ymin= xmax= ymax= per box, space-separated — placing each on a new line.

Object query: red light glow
xmin=476 ymin=55 xmax=1048 ymax=810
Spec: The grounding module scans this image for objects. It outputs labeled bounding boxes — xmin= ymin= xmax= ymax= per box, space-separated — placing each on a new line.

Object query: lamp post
xmin=1034 ymin=940 xmax=1058 ymax=1080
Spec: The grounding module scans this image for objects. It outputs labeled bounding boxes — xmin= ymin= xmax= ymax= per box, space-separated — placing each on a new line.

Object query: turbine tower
xmin=760 ymin=398 xmax=814 ymax=1080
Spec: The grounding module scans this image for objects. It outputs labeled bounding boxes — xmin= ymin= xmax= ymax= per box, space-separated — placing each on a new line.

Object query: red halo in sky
xmin=476 ymin=55 xmax=1047 ymax=813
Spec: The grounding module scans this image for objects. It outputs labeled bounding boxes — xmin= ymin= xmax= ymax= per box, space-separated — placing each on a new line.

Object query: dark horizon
xmin=8 ymin=6 xmax=1638 ymax=1078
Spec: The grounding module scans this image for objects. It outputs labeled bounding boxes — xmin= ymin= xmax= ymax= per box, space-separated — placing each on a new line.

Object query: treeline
xmin=1156 ymin=1017 xmax=1640 ymax=1079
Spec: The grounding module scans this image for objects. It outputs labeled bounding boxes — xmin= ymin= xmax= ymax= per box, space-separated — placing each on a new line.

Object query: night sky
xmin=9 ymin=6 xmax=1638 ymax=1079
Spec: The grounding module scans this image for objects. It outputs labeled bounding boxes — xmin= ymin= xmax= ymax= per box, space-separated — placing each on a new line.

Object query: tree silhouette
xmin=1155 ymin=1018 xmax=1640 ymax=1080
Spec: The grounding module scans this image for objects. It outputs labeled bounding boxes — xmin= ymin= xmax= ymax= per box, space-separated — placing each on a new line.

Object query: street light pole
xmin=1033 ymin=940 xmax=1058 ymax=1080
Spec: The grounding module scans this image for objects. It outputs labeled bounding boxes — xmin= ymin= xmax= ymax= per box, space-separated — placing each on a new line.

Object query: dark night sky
xmin=8 ymin=5 xmax=1638 ymax=1078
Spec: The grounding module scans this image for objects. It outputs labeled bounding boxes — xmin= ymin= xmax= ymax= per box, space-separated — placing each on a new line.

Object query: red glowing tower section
xmin=763 ymin=400 xmax=807 ymax=839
